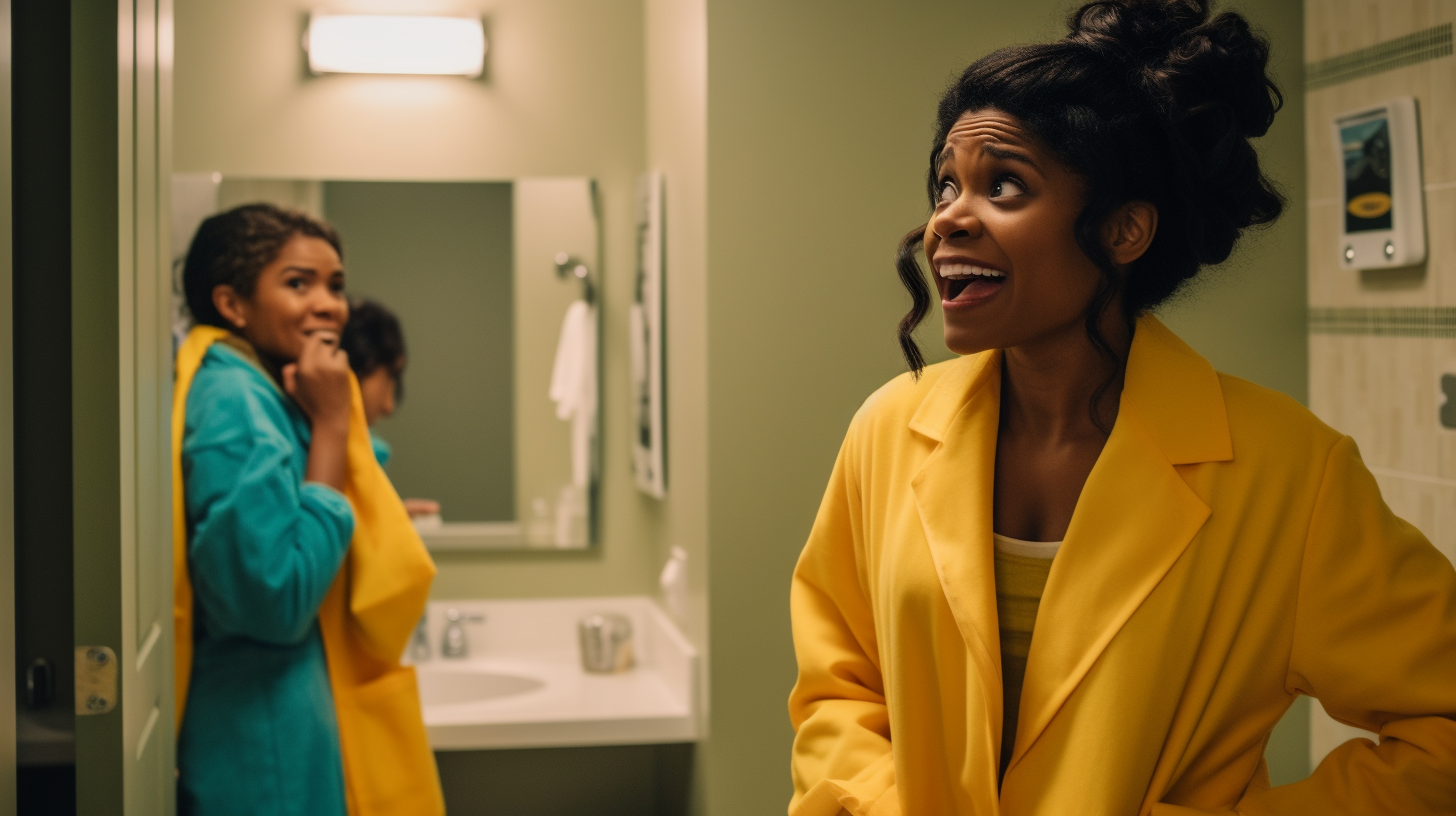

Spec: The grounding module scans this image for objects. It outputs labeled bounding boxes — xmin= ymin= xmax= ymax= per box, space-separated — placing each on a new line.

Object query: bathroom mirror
xmin=171 ymin=175 xmax=602 ymax=550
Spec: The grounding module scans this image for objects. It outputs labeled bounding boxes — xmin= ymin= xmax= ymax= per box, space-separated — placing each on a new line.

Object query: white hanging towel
xmin=548 ymin=300 xmax=597 ymax=489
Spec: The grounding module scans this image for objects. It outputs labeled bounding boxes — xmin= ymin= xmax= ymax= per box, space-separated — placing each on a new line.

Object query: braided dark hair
xmin=897 ymin=0 xmax=1285 ymax=380
xmin=183 ymin=203 xmax=343 ymax=329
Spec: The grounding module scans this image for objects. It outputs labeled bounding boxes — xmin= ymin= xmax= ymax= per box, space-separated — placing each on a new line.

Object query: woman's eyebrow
xmin=281 ymin=265 xmax=345 ymax=278
xmin=936 ymin=142 xmax=1041 ymax=173
xmin=935 ymin=146 xmax=954 ymax=173
xmin=982 ymin=144 xmax=1040 ymax=171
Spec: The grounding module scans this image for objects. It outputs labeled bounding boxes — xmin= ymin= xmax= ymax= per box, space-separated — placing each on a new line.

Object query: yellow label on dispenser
xmin=1347 ymin=191 xmax=1393 ymax=220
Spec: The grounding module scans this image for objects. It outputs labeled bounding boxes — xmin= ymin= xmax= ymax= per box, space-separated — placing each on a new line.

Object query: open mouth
xmin=938 ymin=262 xmax=1006 ymax=303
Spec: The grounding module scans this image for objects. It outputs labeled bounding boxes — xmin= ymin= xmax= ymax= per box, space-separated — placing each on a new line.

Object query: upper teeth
xmin=940 ymin=263 xmax=1004 ymax=279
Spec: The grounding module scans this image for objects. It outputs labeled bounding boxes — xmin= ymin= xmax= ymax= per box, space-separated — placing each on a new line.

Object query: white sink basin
xmin=418 ymin=666 xmax=546 ymax=706
xmin=413 ymin=596 xmax=699 ymax=751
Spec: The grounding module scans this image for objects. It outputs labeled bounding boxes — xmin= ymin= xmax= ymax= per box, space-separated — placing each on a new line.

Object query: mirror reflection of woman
xmin=173 ymin=204 xmax=442 ymax=816
xmin=340 ymin=297 xmax=442 ymax=518
xmin=788 ymin=2 xmax=1456 ymax=814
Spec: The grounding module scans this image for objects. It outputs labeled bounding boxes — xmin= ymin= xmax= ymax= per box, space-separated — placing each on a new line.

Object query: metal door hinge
xmin=74 ymin=646 xmax=118 ymax=715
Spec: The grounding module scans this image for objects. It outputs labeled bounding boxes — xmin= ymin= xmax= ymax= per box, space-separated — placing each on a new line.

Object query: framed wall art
xmin=631 ymin=171 xmax=666 ymax=498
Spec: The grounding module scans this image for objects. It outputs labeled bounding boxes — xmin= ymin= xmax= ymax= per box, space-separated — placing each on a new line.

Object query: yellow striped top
xmin=993 ymin=533 xmax=1061 ymax=780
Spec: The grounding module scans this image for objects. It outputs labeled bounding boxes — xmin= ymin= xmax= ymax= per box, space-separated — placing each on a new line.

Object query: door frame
xmin=0 ymin=0 xmax=17 ymax=813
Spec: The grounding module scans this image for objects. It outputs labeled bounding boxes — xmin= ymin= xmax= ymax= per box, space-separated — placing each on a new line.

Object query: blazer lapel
xmin=909 ymin=351 xmax=1005 ymax=729
xmin=1006 ymin=315 xmax=1231 ymax=775
xmin=1005 ymin=402 xmax=1210 ymax=772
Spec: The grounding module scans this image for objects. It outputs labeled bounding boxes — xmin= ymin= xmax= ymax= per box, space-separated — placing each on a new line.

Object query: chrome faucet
xmin=409 ymin=614 xmax=432 ymax=663
xmin=441 ymin=608 xmax=485 ymax=658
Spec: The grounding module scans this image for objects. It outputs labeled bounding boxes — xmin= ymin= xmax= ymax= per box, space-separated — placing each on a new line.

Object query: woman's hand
xmin=403 ymin=498 xmax=442 ymax=518
xmin=283 ymin=331 xmax=352 ymax=492
xmin=282 ymin=331 xmax=352 ymax=433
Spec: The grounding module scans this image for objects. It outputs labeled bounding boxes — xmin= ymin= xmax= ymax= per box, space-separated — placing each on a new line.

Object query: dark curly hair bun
xmin=1071 ymin=0 xmax=1284 ymax=260
xmin=1073 ymin=0 xmax=1277 ymax=137
xmin=895 ymin=0 xmax=1285 ymax=375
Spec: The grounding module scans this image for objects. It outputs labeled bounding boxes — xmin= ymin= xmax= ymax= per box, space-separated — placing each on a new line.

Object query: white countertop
xmin=415 ymin=596 xmax=700 ymax=751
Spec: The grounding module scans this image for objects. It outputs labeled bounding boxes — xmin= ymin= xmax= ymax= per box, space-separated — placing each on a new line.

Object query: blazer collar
xmin=1119 ymin=315 xmax=1232 ymax=465
xmin=908 ymin=314 xmax=1232 ymax=466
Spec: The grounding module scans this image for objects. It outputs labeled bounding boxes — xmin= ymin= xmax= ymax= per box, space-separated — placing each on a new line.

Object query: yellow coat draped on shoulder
xmin=172 ymin=325 xmax=443 ymax=816
xmin=789 ymin=316 xmax=1456 ymax=816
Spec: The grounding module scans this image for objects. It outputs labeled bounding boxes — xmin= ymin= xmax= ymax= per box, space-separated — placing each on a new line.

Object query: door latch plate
xmin=74 ymin=646 xmax=118 ymax=715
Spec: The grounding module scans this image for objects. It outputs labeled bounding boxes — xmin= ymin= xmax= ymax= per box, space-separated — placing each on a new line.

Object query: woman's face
xmin=925 ymin=109 xmax=1106 ymax=356
xmin=220 ymin=234 xmax=348 ymax=362
xmin=360 ymin=365 xmax=400 ymax=427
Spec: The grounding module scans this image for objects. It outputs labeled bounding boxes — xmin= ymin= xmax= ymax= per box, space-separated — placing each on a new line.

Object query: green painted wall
xmin=322 ymin=181 xmax=516 ymax=522
xmin=1159 ymin=2 xmax=1309 ymax=406
xmin=701 ymin=0 xmax=1308 ymax=811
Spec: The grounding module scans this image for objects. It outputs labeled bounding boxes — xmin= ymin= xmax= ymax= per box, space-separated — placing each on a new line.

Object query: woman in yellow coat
xmin=787 ymin=2 xmax=1456 ymax=814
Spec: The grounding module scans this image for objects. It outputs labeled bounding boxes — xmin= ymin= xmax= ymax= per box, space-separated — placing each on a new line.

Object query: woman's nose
xmin=931 ymin=198 xmax=983 ymax=241
xmin=313 ymin=291 xmax=347 ymax=322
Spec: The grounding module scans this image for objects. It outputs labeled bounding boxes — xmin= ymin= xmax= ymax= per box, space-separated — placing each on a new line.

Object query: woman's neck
xmin=220 ymin=330 xmax=288 ymax=389
xmin=254 ymin=352 xmax=287 ymax=387
xmin=999 ymin=310 xmax=1132 ymax=443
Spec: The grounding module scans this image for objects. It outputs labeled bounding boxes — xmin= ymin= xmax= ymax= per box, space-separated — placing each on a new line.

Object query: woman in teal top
xmin=177 ymin=204 xmax=355 ymax=816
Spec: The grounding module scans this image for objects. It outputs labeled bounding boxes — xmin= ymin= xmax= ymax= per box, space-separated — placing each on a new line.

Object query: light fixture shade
xmin=306 ymin=13 xmax=487 ymax=77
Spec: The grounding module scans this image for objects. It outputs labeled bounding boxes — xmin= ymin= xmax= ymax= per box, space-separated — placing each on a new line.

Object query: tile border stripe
xmin=1306 ymin=23 xmax=1453 ymax=89
xmin=1309 ymin=307 xmax=1456 ymax=338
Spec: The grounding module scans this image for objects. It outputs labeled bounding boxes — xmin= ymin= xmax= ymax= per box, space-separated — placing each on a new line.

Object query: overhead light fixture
xmin=305 ymin=13 xmax=487 ymax=77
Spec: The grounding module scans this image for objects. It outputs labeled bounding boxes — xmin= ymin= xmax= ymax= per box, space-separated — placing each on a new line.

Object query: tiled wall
xmin=1305 ymin=0 xmax=1456 ymax=765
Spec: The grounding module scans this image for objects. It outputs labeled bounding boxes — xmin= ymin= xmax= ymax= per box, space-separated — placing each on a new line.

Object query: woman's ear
xmin=211 ymin=284 xmax=248 ymax=330
xmin=1103 ymin=201 xmax=1158 ymax=266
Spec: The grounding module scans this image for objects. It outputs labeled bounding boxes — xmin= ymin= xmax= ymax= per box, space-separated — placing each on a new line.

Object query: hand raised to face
xmin=282 ymin=330 xmax=353 ymax=434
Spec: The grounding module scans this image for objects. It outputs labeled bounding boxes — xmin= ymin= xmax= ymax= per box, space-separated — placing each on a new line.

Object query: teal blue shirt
xmin=177 ymin=344 xmax=351 ymax=816
xmin=371 ymin=434 xmax=392 ymax=467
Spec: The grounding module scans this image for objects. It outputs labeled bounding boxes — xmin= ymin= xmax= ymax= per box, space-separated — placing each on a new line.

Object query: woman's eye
xmin=937 ymin=180 xmax=958 ymax=205
xmin=990 ymin=176 xmax=1027 ymax=200
xmin=286 ymin=278 xmax=307 ymax=291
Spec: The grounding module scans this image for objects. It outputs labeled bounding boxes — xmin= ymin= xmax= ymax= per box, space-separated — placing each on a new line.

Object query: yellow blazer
xmin=173 ymin=326 xmax=444 ymax=816
xmin=789 ymin=316 xmax=1456 ymax=816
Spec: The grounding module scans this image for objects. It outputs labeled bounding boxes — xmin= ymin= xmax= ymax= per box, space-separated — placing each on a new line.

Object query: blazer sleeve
xmin=788 ymin=425 xmax=900 ymax=816
xmin=183 ymin=368 xmax=355 ymax=646
xmin=1176 ymin=435 xmax=1456 ymax=816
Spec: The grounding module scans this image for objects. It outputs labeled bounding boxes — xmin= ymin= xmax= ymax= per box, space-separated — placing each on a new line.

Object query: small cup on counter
xmin=578 ymin=613 xmax=634 ymax=673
